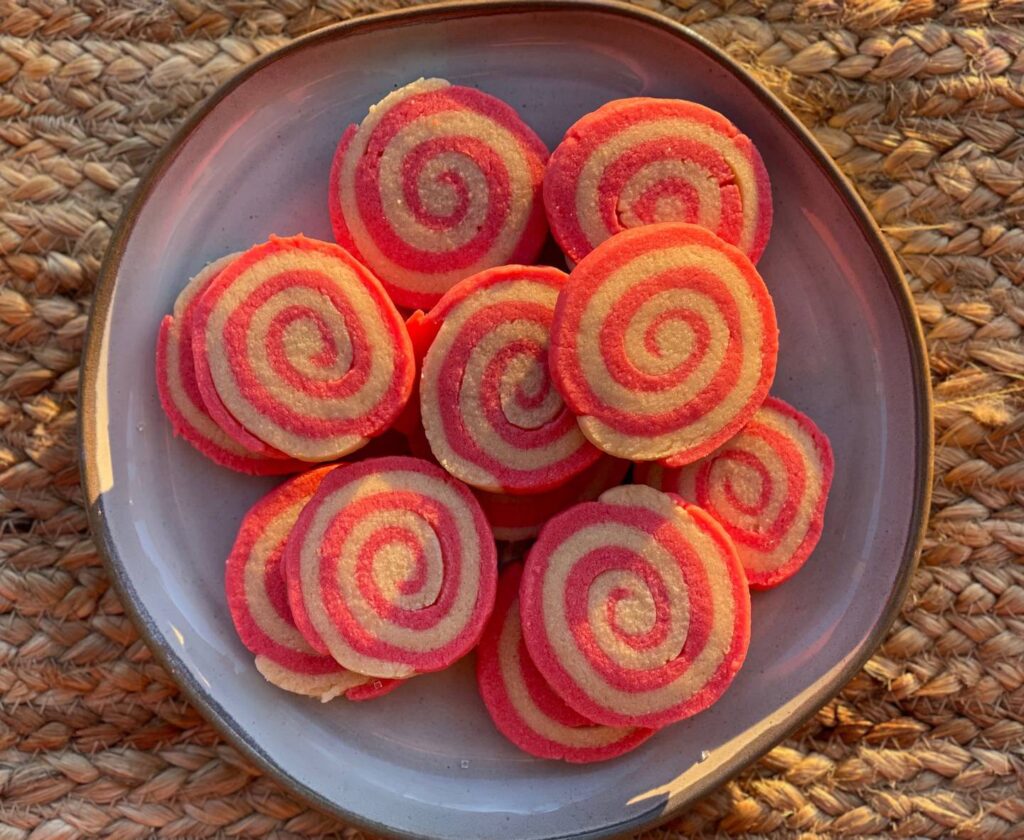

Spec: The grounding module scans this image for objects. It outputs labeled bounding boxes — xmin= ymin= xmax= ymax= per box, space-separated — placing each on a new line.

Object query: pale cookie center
xmin=498 ymin=348 xmax=560 ymax=430
xmin=364 ymin=514 xmax=444 ymax=612
xmin=417 ymin=152 xmax=479 ymax=218
xmin=617 ymin=160 xmax=723 ymax=229
xmin=586 ymin=563 xmax=690 ymax=672
xmin=279 ymin=312 xmax=354 ymax=380
xmin=721 ymin=459 xmax=766 ymax=513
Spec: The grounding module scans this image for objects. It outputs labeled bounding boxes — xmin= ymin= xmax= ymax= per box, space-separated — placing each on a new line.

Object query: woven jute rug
xmin=2 ymin=0 xmax=1023 ymax=837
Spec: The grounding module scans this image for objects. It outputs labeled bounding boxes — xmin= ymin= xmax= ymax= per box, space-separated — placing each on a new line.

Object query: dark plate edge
xmin=78 ymin=2 xmax=934 ymax=839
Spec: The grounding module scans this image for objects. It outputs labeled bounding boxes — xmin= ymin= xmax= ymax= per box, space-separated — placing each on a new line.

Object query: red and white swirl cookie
xmin=285 ymin=456 xmax=497 ymax=679
xmin=474 ymin=455 xmax=629 ymax=543
xmin=635 ymin=397 xmax=834 ymax=589
xmin=477 ymin=564 xmax=654 ymax=763
xmin=225 ymin=468 xmax=395 ymax=701
xmin=156 ymin=254 xmax=305 ymax=473
xmin=549 ymin=222 xmax=778 ymax=466
xmin=520 ymin=484 xmax=750 ymax=729
xmin=329 ymin=78 xmax=549 ymax=309
xmin=191 ymin=235 xmax=414 ymax=462
xmin=544 ymin=97 xmax=772 ymax=264
xmin=421 ymin=265 xmax=600 ymax=493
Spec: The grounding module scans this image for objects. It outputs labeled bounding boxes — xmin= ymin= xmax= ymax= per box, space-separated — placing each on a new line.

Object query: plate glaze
xmin=80 ymin=3 xmax=932 ymax=838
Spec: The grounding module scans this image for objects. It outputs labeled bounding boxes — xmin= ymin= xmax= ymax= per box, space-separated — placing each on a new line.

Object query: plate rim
xmin=78 ymin=2 xmax=934 ymax=838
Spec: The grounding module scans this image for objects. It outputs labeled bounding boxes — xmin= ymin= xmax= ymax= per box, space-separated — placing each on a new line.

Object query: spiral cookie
xmin=477 ymin=564 xmax=654 ymax=763
xmin=329 ymin=78 xmax=549 ymax=309
xmin=191 ymin=235 xmax=415 ymax=462
xmin=156 ymin=255 xmax=305 ymax=474
xmin=520 ymin=484 xmax=750 ymax=728
xmin=475 ymin=456 xmax=629 ymax=543
xmin=549 ymin=223 xmax=777 ymax=465
xmin=635 ymin=397 xmax=834 ymax=589
xmin=225 ymin=468 xmax=383 ymax=702
xmin=421 ymin=265 xmax=600 ymax=493
xmin=544 ymin=97 xmax=772 ymax=264
xmin=286 ymin=456 xmax=498 ymax=678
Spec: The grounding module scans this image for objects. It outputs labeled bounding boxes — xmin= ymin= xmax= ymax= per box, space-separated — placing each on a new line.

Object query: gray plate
xmin=80 ymin=2 xmax=932 ymax=838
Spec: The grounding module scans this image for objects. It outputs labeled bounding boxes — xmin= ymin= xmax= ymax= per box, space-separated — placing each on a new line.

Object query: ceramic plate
xmin=81 ymin=2 xmax=931 ymax=838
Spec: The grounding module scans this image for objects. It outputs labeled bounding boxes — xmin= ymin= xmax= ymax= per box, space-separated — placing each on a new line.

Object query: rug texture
xmin=1 ymin=0 xmax=1023 ymax=837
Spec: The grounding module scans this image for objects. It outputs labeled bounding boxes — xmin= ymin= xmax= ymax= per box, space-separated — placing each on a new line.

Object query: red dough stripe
xmin=344 ymin=677 xmax=402 ymax=701
xmin=476 ymin=565 xmax=654 ymax=763
xmin=519 ymin=484 xmax=750 ymax=729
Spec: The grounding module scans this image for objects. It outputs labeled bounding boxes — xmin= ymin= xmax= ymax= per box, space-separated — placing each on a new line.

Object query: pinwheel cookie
xmin=421 ymin=264 xmax=600 ymax=493
xmin=549 ymin=222 xmax=777 ymax=466
xmin=636 ymin=397 xmax=834 ymax=589
xmin=285 ymin=456 xmax=497 ymax=679
xmin=329 ymin=78 xmax=549 ymax=308
xmin=190 ymin=235 xmax=414 ymax=462
xmin=544 ymin=97 xmax=772 ymax=264
xmin=520 ymin=484 xmax=750 ymax=729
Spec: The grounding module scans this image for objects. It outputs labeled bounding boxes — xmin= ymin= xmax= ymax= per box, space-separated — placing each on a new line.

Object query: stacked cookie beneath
xmin=154 ymin=78 xmax=834 ymax=764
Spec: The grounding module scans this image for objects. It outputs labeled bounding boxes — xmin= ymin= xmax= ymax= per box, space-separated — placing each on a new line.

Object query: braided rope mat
xmin=2 ymin=1 xmax=1023 ymax=837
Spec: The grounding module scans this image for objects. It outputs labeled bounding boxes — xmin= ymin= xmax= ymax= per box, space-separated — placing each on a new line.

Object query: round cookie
xmin=549 ymin=222 xmax=778 ymax=466
xmin=519 ymin=484 xmax=750 ymax=729
xmin=421 ymin=264 xmax=600 ymax=493
xmin=635 ymin=397 xmax=834 ymax=589
xmin=191 ymin=235 xmax=415 ymax=462
xmin=156 ymin=254 xmax=305 ymax=472
xmin=285 ymin=456 xmax=498 ymax=679
xmin=474 ymin=455 xmax=629 ymax=543
xmin=477 ymin=564 xmax=654 ymax=763
xmin=225 ymin=468 xmax=387 ymax=701
xmin=329 ymin=78 xmax=549 ymax=309
xmin=544 ymin=97 xmax=772 ymax=264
